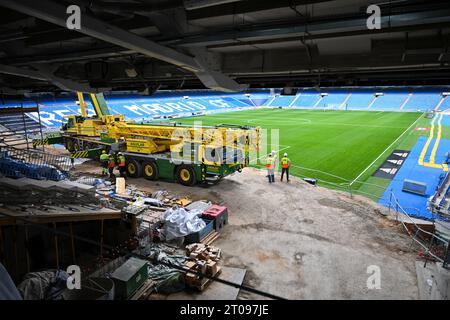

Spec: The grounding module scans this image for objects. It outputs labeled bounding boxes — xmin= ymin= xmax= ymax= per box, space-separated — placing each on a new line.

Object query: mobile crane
xmin=34 ymin=92 xmax=261 ymax=186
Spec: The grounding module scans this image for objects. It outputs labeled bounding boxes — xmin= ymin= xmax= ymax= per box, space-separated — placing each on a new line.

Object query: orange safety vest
xmin=108 ymin=158 xmax=115 ymax=168
xmin=281 ymin=157 xmax=290 ymax=168
xmin=266 ymin=157 xmax=274 ymax=169
xmin=118 ymin=155 xmax=126 ymax=167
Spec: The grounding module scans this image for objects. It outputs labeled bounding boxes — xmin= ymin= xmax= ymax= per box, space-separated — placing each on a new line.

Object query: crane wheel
xmin=176 ymin=165 xmax=196 ymax=186
xmin=142 ymin=161 xmax=158 ymax=180
xmin=73 ymin=140 xmax=81 ymax=152
xmin=65 ymin=139 xmax=75 ymax=152
xmin=126 ymin=159 xmax=142 ymax=178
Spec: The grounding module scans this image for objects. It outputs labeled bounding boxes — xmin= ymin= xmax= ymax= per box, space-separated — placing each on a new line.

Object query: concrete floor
xmin=75 ymin=162 xmax=420 ymax=299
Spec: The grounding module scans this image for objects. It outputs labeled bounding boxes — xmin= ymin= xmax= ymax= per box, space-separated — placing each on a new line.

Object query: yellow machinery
xmin=63 ymin=92 xmax=124 ymax=138
xmin=55 ymin=92 xmax=261 ymax=185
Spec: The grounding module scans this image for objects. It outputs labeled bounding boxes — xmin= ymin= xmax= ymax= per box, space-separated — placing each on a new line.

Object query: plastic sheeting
xmin=0 ymin=263 xmax=22 ymax=300
xmin=185 ymin=200 xmax=212 ymax=213
xmin=146 ymin=244 xmax=186 ymax=293
xmin=163 ymin=207 xmax=206 ymax=241
xmin=17 ymin=270 xmax=68 ymax=300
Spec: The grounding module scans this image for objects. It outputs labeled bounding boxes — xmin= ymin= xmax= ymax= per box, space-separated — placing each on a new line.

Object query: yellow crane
xmin=45 ymin=92 xmax=261 ymax=185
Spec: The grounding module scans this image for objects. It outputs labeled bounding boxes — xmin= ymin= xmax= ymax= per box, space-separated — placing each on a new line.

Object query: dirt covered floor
xmin=74 ymin=161 xmax=419 ymax=300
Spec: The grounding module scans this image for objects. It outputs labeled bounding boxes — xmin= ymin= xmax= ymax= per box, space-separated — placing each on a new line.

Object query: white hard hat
xmin=284 ymin=153 xmax=288 ymax=157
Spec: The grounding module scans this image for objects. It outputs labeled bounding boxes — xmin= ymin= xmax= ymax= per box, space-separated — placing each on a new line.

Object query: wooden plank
xmin=54 ymin=222 xmax=59 ymax=270
xmin=69 ymin=222 xmax=76 ymax=264
xmin=13 ymin=226 xmax=18 ymax=279
xmin=0 ymin=107 xmax=38 ymax=114
xmin=129 ymin=279 xmax=155 ymax=300
xmin=205 ymin=233 xmax=219 ymax=246
xmin=0 ymin=207 xmax=121 ymax=225
xmin=201 ymin=231 xmax=219 ymax=245
xmin=0 ymin=226 xmax=4 ymax=264
xmin=100 ymin=219 xmax=104 ymax=257
xmin=25 ymin=226 xmax=30 ymax=272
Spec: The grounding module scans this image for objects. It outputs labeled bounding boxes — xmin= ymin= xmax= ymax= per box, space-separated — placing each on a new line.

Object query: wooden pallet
xmin=189 ymin=267 xmax=222 ymax=291
xmin=201 ymin=231 xmax=219 ymax=245
xmin=129 ymin=279 xmax=155 ymax=300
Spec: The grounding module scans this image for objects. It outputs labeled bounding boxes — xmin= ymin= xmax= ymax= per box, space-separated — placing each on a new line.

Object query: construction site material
xmin=145 ymin=244 xmax=187 ymax=294
xmin=115 ymin=177 xmax=126 ymax=194
xmin=202 ymin=205 xmax=228 ymax=231
xmin=183 ymin=243 xmax=222 ymax=291
xmin=17 ymin=270 xmax=68 ymax=300
xmin=111 ymin=257 xmax=148 ymax=299
xmin=0 ymin=205 xmax=121 ymax=226
xmin=184 ymin=218 xmax=215 ymax=244
xmin=200 ymin=231 xmax=220 ymax=245
xmin=62 ymin=277 xmax=115 ymax=300
xmin=0 ymin=263 xmax=22 ymax=300
xmin=162 ymin=207 xmax=206 ymax=241
xmin=186 ymin=200 xmax=213 ymax=213
xmin=168 ymin=266 xmax=246 ymax=300
xmin=415 ymin=260 xmax=450 ymax=299
xmin=303 ymin=178 xmax=317 ymax=186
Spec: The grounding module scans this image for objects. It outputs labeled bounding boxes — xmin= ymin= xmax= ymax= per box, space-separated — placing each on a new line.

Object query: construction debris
xmin=162 ymin=207 xmax=206 ymax=241
xmin=184 ymin=243 xmax=222 ymax=291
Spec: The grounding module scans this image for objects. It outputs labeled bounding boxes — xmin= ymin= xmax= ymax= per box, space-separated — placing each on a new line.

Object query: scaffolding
xmin=0 ymin=145 xmax=72 ymax=180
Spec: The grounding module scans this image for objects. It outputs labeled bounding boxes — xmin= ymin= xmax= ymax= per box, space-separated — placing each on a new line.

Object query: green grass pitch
xmin=178 ymin=108 xmax=423 ymax=196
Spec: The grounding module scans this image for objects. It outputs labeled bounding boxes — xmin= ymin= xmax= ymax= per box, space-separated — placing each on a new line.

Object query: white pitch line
xmin=349 ymin=112 xmax=424 ymax=186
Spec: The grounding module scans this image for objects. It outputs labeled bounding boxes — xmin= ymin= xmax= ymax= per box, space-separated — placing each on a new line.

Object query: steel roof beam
xmin=0 ymin=0 xmax=245 ymax=92
xmin=0 ymin=63 xmax=94 ymax=92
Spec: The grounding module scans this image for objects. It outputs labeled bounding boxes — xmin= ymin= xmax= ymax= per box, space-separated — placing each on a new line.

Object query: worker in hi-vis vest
xmin=117 ymin=152 xmax=126 ymax=178
xmin=108 ymin=154 xmax=116 ymax=179
xmin=281 ymin=152 xmax=291 ymax=182
xmin=266 ymin=153 xmax=275 ymax=183
xmin=99 ymin=150 xmax=109 ymax=176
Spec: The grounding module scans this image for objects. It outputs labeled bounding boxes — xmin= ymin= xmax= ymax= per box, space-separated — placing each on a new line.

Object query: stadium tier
xmin=1 ymin=88 xmax=449 ymax=128
xmin=319 ymin=93 xmax=349 ymax=109
xmin=267 ymin=95 xmax=296 ymax=107
xmin=402 ymin=93 xmax=443 ymax=111
xmin=345 ymin=92 xmax=375 ymax=110
xmin=371 ymin=93 xmax=410 ymax=110
xmin=291 ymin=93 xmax=321 ymax=108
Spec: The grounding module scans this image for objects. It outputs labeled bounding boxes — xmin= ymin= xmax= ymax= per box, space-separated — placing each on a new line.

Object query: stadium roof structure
xmin=0 ymin=0 xmax=449 ymax=94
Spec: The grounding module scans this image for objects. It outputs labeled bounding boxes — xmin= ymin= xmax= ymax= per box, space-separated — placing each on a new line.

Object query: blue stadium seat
xmin=292 ymin=93 xmax=321 ymax=108
xmin=402 ymin=93 xmax=441 ymax=111
xmin=320 ymin=93 xmax=349 ymax=109
xmin=344 ymin=93 xmax=374 ymax=110
xmin=371 ymin=93 xmax=409 ymax=110
xmin=434 ymin=95 xmax=450 ymax=111
xmin=268 ymin=96 xmax=296 ymax=107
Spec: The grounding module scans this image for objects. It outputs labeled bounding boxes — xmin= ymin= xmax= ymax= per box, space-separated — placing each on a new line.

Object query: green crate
xmin=111 ymin=257 xmax=148 ymax=299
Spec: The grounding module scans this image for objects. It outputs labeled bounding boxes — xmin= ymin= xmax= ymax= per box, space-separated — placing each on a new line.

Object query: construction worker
xmin=117 ymin=152 xmax=126 ymax=178
xmin=281 ymin=152 xmax=291 ymax=182
xmin=99 ymin=150 xmax=109 ymax=176
xmin=266 ymin=153 xmax=275 ymax=183
xmin=118 ymin=137 xmax=127 ymax=152
xmin=107 ymin=154 xmax=116 ymax=179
